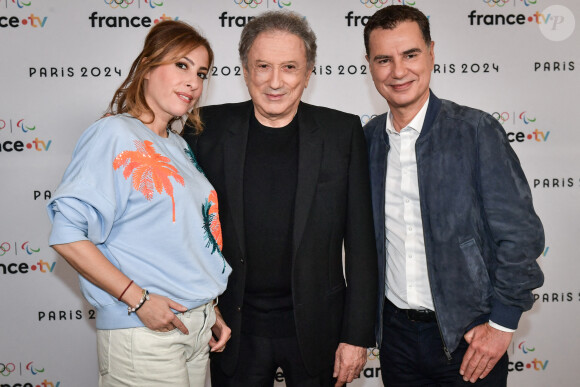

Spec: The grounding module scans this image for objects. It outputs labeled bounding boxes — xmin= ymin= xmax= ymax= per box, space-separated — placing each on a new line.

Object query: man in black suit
xmin=184 ymin=10 xmax=377 ymax=387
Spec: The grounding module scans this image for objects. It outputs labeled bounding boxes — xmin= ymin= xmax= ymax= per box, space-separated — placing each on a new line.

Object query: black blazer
xmin=184 ymin=100 xmax=377 ymax=376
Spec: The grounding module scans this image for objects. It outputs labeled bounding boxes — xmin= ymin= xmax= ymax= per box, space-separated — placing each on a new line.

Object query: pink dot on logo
xmin=526 ymin=363 xmax=531 ymax=368
xmin=528 ymin=16 xmax=533 ymax=22
xmin=22 ymin=19 xmax=28 ymax=25
xmin=154 ymin=19 xmax=159 ymax=24
xmin=31 ymin=265 xmax=37 ymax=270
xmin=527 ymin=134 xmax=532 ymax=140
xmin=27 ymin=143 xmax=32 ymax=149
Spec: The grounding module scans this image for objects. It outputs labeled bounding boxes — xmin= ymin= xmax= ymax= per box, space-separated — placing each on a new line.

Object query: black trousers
xmin=211 ymin=333 xmax=334 ymax=387
xmin=380 ymin=298 xmax=508 ymax=387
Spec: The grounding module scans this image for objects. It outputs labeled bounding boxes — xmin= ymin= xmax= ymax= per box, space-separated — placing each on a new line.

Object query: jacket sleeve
xmin=476 ymin=113 xmax=544 ymax=329
xmin=340 ymin=115 xmax=379 ymax=347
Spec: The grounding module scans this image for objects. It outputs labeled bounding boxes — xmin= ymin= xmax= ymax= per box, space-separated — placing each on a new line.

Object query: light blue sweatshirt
xmin=47 ymin=114 xmax=231 ymax=329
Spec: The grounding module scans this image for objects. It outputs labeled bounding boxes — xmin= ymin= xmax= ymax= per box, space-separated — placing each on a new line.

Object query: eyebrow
xmin=183 ymin=56 xmax=208 ymax=71
xmin=253 ymin=59 xmax=300 ymax=65
xmin=372 ymin=47 xmax=423 ymax=62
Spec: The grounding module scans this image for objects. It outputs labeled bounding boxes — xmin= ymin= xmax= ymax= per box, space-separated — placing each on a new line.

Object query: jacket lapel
xmin=292 ymin=103 xmax=323 ymax=258
xmin=223 ymin=101 xmax=253 ymax=255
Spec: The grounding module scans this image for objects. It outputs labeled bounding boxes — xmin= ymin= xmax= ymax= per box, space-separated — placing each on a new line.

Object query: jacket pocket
xmin=459 ymin=238 xmax=492 ymax=304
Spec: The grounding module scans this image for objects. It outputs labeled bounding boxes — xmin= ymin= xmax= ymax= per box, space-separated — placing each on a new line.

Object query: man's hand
xmin=209 ymin=306 xmax=231 ymax=352
xmin=333 ymin=343 xmax=367 ymax=386
xmin=460 ymin=323 xmax=512 ymax=383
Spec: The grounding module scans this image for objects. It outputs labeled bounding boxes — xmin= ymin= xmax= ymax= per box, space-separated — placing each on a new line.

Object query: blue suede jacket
xmin=364 ymin=92 xmax=544 ymax=356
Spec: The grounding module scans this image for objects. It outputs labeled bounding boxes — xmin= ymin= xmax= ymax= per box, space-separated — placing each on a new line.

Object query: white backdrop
xmin=1 ymin=1 xmax=578 ymax=386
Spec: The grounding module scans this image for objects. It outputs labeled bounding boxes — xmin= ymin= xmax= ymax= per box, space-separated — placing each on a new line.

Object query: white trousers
xmin=97 ymin=302 xmax=215 ymax=387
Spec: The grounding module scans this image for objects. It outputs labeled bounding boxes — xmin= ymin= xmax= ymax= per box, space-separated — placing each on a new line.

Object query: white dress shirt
xmin=384 ymin=98 xmax=433 ymax=311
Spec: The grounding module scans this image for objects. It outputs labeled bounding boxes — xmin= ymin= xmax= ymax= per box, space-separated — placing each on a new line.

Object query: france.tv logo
xmin=0 ymin=13 xmax=47 ymax=28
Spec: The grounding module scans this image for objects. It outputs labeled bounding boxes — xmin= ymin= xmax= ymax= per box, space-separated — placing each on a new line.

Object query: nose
xmin=268 ymin=67 xmax=283 ymax=90
xmin=391 ymin=58 xmax=407 ymax=79
xmin=186 ymin=75 xmax=202 ymax=91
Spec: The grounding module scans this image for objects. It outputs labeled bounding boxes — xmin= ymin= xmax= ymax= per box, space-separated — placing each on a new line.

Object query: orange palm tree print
xmin=208 ymin=190 xmax=223 ymax=251
xmin=113 ymin=140 xmax=184 ymax=222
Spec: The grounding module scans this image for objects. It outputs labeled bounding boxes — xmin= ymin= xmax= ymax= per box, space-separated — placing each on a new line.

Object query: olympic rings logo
xmin=483 ymin=0 xmax=510 ymax=7
xmin=0 ymin=120 xmax=6 ymax=131
xmin=0 ymin=363 xmax=16 ymax=376
xmin=367 ymin=347 xmax=380 ymax=360
xmin=234 ymin=0 xmax=262 ymax=9
xmin=0 ymin=242 xmax=10 ymax=257
xmin=360 ymin=0 xmax=388 ymax=8
xmin=492 ymin=111 xmax=510 ymax=124
xmin=104 ymin=0 xmax=135 ymax=9
xmin=360 ymin=114 xmax=378 ymax=126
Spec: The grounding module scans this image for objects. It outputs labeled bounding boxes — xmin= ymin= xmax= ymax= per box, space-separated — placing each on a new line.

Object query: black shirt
xmin=242 ymin=112 xmax=299 ymax=337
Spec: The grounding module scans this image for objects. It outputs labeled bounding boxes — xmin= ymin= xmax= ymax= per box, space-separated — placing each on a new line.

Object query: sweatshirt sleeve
xmin=47 ymin=117 xmax=126 ymax=246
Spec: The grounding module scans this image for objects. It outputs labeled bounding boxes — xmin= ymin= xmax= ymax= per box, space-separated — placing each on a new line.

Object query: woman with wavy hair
xmin=47 ymin=20 xmax=231 ymax=386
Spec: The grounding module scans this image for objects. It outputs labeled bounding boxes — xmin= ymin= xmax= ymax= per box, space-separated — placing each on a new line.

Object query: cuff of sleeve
xmin=488 ymin=320 xmax=516 ymax=333
xmin=489 ymin=299 xmax=522 ymax=330
xmin=48 ymin=211 xmax=89 ymax=246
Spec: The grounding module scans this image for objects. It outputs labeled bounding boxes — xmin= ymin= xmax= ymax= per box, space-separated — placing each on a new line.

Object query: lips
xmin=390 ymin=80 xmax=414 ymax=91
xmin=176 ymin=92 xmax=194 ymax=103
xmin=265 ymin=93 xmax=285 ymax=101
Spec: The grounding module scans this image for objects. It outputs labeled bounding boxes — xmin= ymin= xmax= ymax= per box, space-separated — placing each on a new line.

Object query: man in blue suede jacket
xmin=363 ymin=5 xmax=544 ymax=386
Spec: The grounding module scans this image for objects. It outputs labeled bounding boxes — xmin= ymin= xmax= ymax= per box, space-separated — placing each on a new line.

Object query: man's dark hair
xmin=363 ymin=5 xmax=431 ymax=55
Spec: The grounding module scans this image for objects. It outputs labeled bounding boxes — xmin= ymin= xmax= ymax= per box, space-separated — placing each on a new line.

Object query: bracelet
xmin=128 ymin=289 xmax=150 ymax=315
xmin=117 ymin=280 xmax=134 ymax=301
